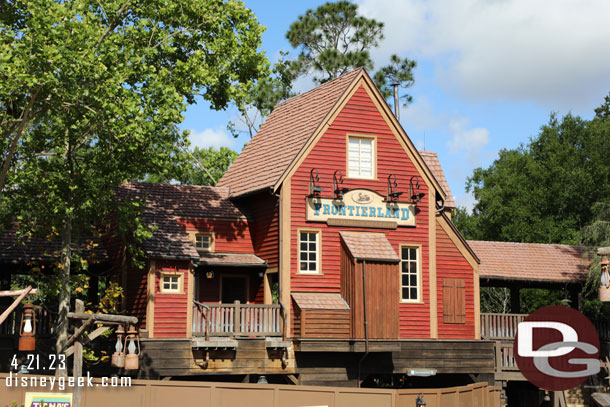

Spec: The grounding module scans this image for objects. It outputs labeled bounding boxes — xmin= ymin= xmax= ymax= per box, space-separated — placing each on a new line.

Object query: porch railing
xmin=192 ymin=301 xmax=282 ymax=338
xmin=481 ymin=312 xmax=610 ymax=342
xmin=480 ymin=313 xmax=526 ymax=340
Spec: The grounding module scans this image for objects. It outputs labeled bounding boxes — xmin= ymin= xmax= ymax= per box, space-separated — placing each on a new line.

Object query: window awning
xmin=196 ymin=252 xmax=266 ymax=268
xmin=340 ymin=231 xmax=400 ymax=263
xmin=292 ymin=292 xmax=349 ymax=310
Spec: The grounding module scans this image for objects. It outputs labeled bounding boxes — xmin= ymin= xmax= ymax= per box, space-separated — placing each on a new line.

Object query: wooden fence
xmin=481 ymin=313 xmax=610 ymax=342
xmin=0 ymin=374 xmax=501 ymax=407
xmin=192 ymin=301 xmax=282 ymax=338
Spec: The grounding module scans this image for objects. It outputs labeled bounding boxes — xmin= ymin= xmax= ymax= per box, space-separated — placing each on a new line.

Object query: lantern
xmin=111 ymin=325 xmax=125 ymax=368
xmin=599 ymin=256 xmax=610 ymax=302
xmin=123 ymin=325 xmax=140 ymax=370
xmin=18 ymin=304 xmax=36 ymax=351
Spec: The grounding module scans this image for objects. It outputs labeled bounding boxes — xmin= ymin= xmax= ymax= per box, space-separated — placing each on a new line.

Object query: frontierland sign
xmin=306 ymin=189 xmax=416 ymax=228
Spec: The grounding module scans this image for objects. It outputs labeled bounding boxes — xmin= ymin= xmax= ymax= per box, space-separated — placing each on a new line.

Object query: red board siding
xmin=177 ymin=218 xmax=254 ymax=253
xmin=239 ymin=192 xmax=279 ymax=268
xmin=154 ymin=260 xmax=190 ymax=338
xmin=436 ymin=221 xmax=475 ymax=339
xmin=125 ymin=264 xmax=148 ymax=330
xmin=289 ymin=85 xmax=431 ymax=339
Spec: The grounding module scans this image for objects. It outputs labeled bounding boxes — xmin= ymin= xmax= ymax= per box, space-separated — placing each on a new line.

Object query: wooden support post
xmin=73 ymin=299 xmax=84 ymax=407
xmin=234 ymin=300 xmax=241 ymax=337
xmin=510 ymin=286 xmax=521 ymax=314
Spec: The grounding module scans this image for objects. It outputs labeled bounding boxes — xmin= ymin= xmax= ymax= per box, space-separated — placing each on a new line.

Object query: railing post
xmin=234 ymin=300 xmax=241 ymax=337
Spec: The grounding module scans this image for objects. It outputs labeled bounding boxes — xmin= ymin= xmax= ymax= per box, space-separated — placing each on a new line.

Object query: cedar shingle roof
xmin=419 ymin=151 xmax=456 ymax=208
xmin=340 ymin=231 xmax=400 ymax=263
xmin=469 ymin=240 xmax=590 ymax=283
xmin=0 ymin=228 xmax=108 ymax=264
xmin=292 ymin=292 xmax=350 ymax=310
xmin=116 ymin=182 xmax=246 ymax=260
xmin=217 ymin=69 xmax=363 ymax=197
xmin=197 ymin=252 xmax=266 ymax=267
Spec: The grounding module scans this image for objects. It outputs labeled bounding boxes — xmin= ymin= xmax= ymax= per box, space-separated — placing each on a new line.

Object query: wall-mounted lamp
xmin=206 ymin=270 xmax=215 ymax=279
xmin=409 ymin=176 xmax=425 ymax=204
xmin=333 ymin=170 xmax=349 ymax=200
xmin=387 ymin=174 xmax=403 ymax=201
xmin=309 ymin=168 xmax=324 ymax=197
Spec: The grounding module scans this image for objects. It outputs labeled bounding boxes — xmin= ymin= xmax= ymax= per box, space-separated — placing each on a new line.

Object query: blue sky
xmin=181 ymin=0 xmax=610 ymax=209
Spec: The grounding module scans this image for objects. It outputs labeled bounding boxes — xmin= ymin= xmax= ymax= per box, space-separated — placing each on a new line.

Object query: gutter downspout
xmin=274 ymin=190 xmax=287 ymax=341
xmin=357 ymin=260 xmax=369 ymax=387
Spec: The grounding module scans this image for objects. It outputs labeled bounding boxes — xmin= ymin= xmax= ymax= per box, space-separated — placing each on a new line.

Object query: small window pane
xmin=402 ymin=288 xmax=409 ymax=299
xmin=410 ymin=288 xmax=417 ymax=298
xmin=300 ymin=232 xmax=307 ymax=241
xmin=300 ymin=242 xmax=307 ymax=251
xmin=402 ymin=274 xmax=409 ymax=286
xmin=410 ymin=274 xmax=417 ymax=286
xmin=301 ymin=253 xmax=308 ymax=261
xmin=410 ymin=248 xmax=416 ymax=258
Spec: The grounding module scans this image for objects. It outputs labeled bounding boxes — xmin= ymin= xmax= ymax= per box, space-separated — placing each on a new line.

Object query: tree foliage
xmin=456 ymin=110 xmax=610 ymax=245
xmin=227 ymin=53 xmax=296 ymax=138
xmin=0 ymin=0 xmax=267 ymax=362
xmin=148 ymin=146 xmax=238 ymax=186
xmin=373 ymin=54 xmax=417 ymax=107
xmin=454 ymin=93 xmax=610 ymax=317
xmin=286 ymin=1 xmax=384 ymax=83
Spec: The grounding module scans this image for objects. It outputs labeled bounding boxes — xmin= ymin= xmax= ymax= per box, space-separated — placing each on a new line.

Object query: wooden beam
xmin=63 ymin=326 xmax=111 ymax=357
xmin=64 ymin=315 xmax=95 ymax=351
xmin=0 ymin=287 xmax=38 ymax=297
xmin=73 ymin=300 xmax=84 ymax=407
xmin=0 ymin=285 xmax=33 ymax=326
xmin=68 ymin=312 xmax=137 ymax=324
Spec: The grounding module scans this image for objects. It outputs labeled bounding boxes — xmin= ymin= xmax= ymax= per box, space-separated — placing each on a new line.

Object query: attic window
xmin=348 ymin=136 xmax=375 ymax=179
xmin=195 ymin=233 xmax=214 ymax=252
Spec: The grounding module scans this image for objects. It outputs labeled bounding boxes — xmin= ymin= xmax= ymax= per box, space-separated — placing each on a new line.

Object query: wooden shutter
xmin=443 ymin=278 xmax=466 ymax=324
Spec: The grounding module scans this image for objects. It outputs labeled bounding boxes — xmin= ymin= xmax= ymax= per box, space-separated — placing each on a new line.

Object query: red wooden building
xmin=111 ymin=68 xmax=493 ymax=386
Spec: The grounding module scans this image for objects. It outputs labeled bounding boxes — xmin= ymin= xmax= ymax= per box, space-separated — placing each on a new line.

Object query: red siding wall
xmin=154 ymin=260 xmax=190 ymax=338
xmin=177 ymin=218 xmax=254 ymax=253
xmin=436 ymin=221 xmax=476 ymax=339
xmin=289 ymin=85 xmax=431 ymax=339
xmin=240 ymin=192 xmax=279 ymax=268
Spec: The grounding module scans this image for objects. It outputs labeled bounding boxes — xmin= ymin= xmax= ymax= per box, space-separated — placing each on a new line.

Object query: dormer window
xmin=195 ymin=233 xmax=214 ymax=252
xmin=348 ymin=135 xmax=375 ymax=179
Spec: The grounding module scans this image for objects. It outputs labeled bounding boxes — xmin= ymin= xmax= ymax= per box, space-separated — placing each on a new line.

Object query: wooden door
xmin=341 ymin=242 xmax=399 ymax=339
xmin=364 ymin=262 xmax=399 ymax=339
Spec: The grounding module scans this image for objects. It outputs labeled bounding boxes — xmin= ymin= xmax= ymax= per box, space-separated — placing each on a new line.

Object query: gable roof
xmin=217 ymin=68 xmax=446 ymax=202
xmin=340 ymin=231 xmax=400 ymax=263
xmin=217 ymin=69 xmax=363 ymax=196
xmin=0 ymin=228 xmax=108 ymax=264
xmin=469 ymin=240 xmax=589 ymax=283
xmin=419 ymin=151 xmax=456 ymax=208
xmin=116 ymin=182 xmax=246 ymax=260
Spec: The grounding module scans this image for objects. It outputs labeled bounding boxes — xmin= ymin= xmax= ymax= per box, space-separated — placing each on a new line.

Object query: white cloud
xmin=189 ymin=127 xmax=236 ymax=150
xmin=454 ymin=191 xmax=477 ymax=212
xmin=357 ymin=0 xmax=610 ymax=111
xmin=400 ymin=96 xmax=446 ymax=132
xmin=446 ymin=118 xmax=490 ymax=163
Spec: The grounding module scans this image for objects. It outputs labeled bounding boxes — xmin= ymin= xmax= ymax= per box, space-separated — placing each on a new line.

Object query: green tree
xmin=286 ymin=1 xmax=384 ymax=83
xmin=373 ymin=54 xmax=417 ymax=108
xmin=458 ymin=112 xmax=610 ymax=245
xmin=148 ymin=146 xmax=238 ymax=186
xmin=227 ymin=53 xmax=296 ymax=138
xmin=0 ymin=0 xmax=267 ymax=367
xmin=286 ymin=1 xmax=416 ymax=109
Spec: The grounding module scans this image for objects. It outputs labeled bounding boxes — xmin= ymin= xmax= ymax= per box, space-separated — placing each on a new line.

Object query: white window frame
xmin=298 ymin=229 xmax=321 ymax=275
xmin=400 ymin=245 xmax=421 ymax=303
xmin=160 ymin=272 xmax=182 ymax=294
xmin=194 ymin=232 xmax=214 ymax=252
xmin=347 ymin=135 xmax=376 ymax=179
